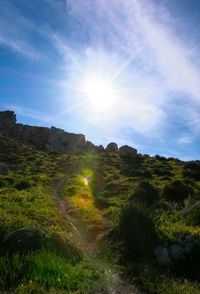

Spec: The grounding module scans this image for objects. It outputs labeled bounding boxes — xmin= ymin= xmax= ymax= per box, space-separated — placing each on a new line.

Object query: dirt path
xmin=53 ymin=176 xmax=143 ymax=294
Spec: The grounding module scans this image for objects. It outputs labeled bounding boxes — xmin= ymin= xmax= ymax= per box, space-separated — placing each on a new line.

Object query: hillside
xmin=0 ymin=115 xmax=200 ymax=293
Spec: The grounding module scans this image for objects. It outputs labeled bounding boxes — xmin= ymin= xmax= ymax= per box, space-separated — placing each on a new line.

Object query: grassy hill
xmin=0 ymin=134 xmax=200 ymax=293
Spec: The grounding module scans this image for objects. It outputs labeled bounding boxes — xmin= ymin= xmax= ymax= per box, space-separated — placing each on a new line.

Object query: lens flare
xmin=84 ymin=176 xmax=89 ymax=185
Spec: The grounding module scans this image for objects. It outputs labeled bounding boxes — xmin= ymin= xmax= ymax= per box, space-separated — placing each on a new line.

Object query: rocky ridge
xmin=0 ymin=110 xmax=137 ymax=156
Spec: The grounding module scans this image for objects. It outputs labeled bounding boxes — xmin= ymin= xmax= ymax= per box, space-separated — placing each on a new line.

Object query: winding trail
xmin=53 ymin=176 xmax=143 ymax=294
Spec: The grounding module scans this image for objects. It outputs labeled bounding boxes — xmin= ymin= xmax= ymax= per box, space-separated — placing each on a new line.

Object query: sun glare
xmin=80 ymin=75 xmax=118 ymax=113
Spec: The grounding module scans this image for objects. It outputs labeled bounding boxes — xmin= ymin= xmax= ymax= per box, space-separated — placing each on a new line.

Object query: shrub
xmin=129 ymin=181 xmax=159 ymax=207
xmin=153 ymin=167 xmax=173 ymax=177
xmin=162 ymin=180 xmax=193 ymax=203
xmin=14 ymin=180 xmax=32 ymax=190
xmin=0 ymin=178 xmax=6 ymax=187
xmin=94 ymin=197 xmax=109 ymax=209
xmin=117 ymin=203 xmax=158 ymax=262
xmin=185 ymin=207 xmax=200 ymax=226
xmin=183 ymin=169 xmax=200 ymax=181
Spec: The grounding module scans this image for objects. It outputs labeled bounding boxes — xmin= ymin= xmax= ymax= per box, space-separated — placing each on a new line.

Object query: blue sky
xmin=0 ymin=0 xmax=200 ymax=159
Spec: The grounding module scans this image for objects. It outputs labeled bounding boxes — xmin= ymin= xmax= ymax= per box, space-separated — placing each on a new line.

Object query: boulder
xmin=119 ymin=145 xmax=137 ymax=157
xmin=0 ymin=227 xmax=45 ymax=255
xmin=106 ymin=142 xmax=118 ymax=153
xmin=154 ymin=246 xmax=172 ymax=267
xmin=184 ymin=242 xmax=194 ymax=254
xmin=169 ymin=244 xmax=185 ymax=261
xmin=0 ymin=162 xmax=9 ymax=176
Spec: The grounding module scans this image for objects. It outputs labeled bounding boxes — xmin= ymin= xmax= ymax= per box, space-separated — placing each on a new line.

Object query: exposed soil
xmin=53 ymin=176 xmax=143 ymax=294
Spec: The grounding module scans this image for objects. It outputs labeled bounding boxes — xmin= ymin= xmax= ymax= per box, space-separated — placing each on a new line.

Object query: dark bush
xmin=124 ymin=168 xmax=142 ymax=177
xmin=129 ymin=181 xmax=159 ymax=206
xmin=0 ymin=179 xmax=6 ymax=188
xmin=183 ymin=169 xmax=200 ymax=181
xmin=184 ymin=161 xmax=200 ymax=171
xmin=185 ymin=207 xmax=200 ymax=226
xmin=155 ymin=155 xmax=167 ymax=161
xmin=183 ymin=178 xmax=195 ymax=187
xmin=4 ymin=177 xmax=15 ymax=186
xmin=118 ymin=203 xmax=158 ymax=262
xmin=94 ymin=197 xmax=109 ymax=209
xmin=153 ymin=167 xmax=173 ymax=177
xmin=140 ymin=169 xmax=152 ymax=178
xmin=162 ymin=180 xmax=193 ymax=203
xmin=14 ymin=180 xmax=32 ymax=190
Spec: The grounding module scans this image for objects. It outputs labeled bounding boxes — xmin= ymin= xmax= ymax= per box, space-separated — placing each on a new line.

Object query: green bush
xmin=117 ymin=203 xmax=158 ymax=262
xmin=185 ymin=207 xmax=200 ymax=226
xmin=162 ymin=180 xmax=192 ymax=203
xmin=129 ymin=181 xmax=159 ymax=206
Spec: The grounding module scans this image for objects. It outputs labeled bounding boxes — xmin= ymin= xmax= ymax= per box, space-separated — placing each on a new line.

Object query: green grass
xmin=0 ymin=248 xmax=106 ymax=293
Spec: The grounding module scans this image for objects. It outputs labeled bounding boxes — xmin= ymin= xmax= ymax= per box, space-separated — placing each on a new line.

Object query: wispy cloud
xmin=65 ymin=0 xmax=200 ymax=143
xmin=0 ymin=1 xmax=44 ymax=60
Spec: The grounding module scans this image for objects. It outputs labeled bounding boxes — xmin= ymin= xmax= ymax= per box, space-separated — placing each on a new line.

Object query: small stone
xmin=168 ymin=244 xmax=185 ymax=261
xmin=154 ymin=246 xmax=172 ymax=267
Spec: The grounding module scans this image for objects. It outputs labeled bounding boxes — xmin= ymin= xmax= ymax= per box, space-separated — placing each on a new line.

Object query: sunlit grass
xmin=70 ymin=193 xmax=104 ymax=225
xmin=155 ymin=212 xmax=200 ymax=241
xmin=0 ymin=249 xmax=104 ymax=292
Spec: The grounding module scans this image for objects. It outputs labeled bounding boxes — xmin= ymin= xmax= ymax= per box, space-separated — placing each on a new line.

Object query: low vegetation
xmin=0 ymin=134 xmax=200 ymax=293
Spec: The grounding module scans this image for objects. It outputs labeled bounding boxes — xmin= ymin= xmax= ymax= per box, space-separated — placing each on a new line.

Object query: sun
xmin=80 ymin=74 xmax=118 ymax=113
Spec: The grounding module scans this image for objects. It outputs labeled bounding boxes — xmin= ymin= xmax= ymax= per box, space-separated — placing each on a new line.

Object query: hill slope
xmin=0 ymin=128 xmax=200 ymax=293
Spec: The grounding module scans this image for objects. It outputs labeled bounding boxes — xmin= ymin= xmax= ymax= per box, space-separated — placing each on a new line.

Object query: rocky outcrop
xmin=106 ymin=142 xmax=118 ymax=153
xmin=97 ymin=145 xmax=104 ymax=152
xmin=0 ymin=111 xmax=87 ymax=153
xmin=84 ymin=141 xmax=96 ymax=152
xmin=119 ymin=145 xmax=137 ymax=157
xmin=0 ymin=110 xmax=138 ymax=155
xmin=0 ymin=110 xmax=16 ymax=131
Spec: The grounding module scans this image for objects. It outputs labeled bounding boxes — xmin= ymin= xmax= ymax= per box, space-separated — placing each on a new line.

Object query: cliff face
xmin=0 ymin=110 xmax=137 ymax=156
xmin=0 ymin=111 xmax=88 ymax=153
